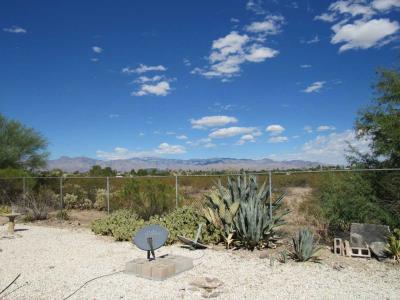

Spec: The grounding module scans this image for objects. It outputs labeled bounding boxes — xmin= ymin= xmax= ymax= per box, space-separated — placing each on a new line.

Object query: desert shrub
xmin=91 ymin=206 xmax=221 ymax=244
xmin=315 ymin=173 xmax=397 ymax=231
xmin=24 ymin=188 xmax=58 ymax=221
xmin=56 ymin=209 xmax=70 ymax=220
xmin=0 ymin=205 xmax=11 ymax=214
xmin=292 ymin=228 xmax=321 ymax=262
xmin=64 ymin=193 xmax=78 ymax=209
xmin=387 ymin=228 xmax=400 ymax=262
xmin=94 ymin=188 xmax=107 ymax=210
xmin=150 ymin=206 xmax=221 ymax=245
xmin=91 ymin=209 xmax=145 ymax=241
xmin=113 ymin=179 xmax=175 ymax=220
xmin=62 ymin=184 xmax=93 ymax=209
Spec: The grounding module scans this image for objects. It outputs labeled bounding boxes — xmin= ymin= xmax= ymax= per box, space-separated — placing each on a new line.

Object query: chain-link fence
xmin=1 ymin=169 xmax=399 ymax=223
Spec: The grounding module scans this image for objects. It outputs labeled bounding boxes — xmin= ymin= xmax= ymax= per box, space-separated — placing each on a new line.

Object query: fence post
xmin=22 ymin=177 xmax=26 ymax=207
xmin=106 ymin=177 xmax=110 ymax=214
xmin=175 ymin=175 xmax=178 ymax=209
xmin=60 ymin=177 xmax=63 ymax=217
xmin=269 ymin=171 xmax=272 ymax=220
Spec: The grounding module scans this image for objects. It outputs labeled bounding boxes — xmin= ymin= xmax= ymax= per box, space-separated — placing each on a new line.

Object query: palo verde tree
xmin=0 ymin=114 xmax=49 ymax=171
xmin=352 ymin=68 xmax=400 ymax=168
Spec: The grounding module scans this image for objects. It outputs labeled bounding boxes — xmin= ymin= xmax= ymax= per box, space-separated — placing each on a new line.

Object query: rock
xmin=202 ymin=291 xmax=221 ymax=298
xmin=350 ymin=223 xmax=390 ymax=247
xmin=259 ymin=251 xmax=269 ymax=259
xmin=369 ymin=242 xmax=388 ymax=260
xmin=190 ymin=277 xmax=223 ymax=290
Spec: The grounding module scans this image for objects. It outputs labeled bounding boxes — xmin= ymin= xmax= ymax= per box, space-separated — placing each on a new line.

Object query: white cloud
xmin=236 ymin=134 xmax=256 ymax=145
xmin=372 ymin=0 xmax=400 ymax=11
xmin=166 ymin=131 xmax=176 ymax=135
xmin=266 ymin=124 xmax=285 ymax=135
xmin=134 ymin=75 xmax=164 ymax=83
xmin=268 ymin=136 xmax=288 ymax=143
xmin=301 ymin=35 xmax=320 ymax=44
xmin=155 ymin=143 xmax=186 ymax=154
xmin=91 ymin=58 xmax=99 ymax=62
xmin=245 ymin=15 xmax=284 ymax=35
xmin=96 ymin=143 xmax=185 ymax=160
xmin=191 ymin=115 xmax=238 ymax=129
xmin=3 ymin=26 xmax=27 ymax=34
xmin=317 ymin=125 xmax=336 ymax=132
xmin=332 ymin=18 xmax=399 ymax=52
xmin=300 ymin=64 xmax=312 ymax=68
xmin=246 ymin=0 xmax=266 ymax=15
xmin=304 ymin=126 xmax=313 ymax=133
xmin=245 ymin=45 xmax=279 ymax=62
xmin=316 ymin=0 xmax=400 ymax=51
xmin=183 ymin=58 xmax=191 ymax=66
xmin=122 ymin=64 xmax=167 ymax=74
xmin=109 ymin=114 xmax=119 ymax=118
xmin=176 ymin=135 xmax=188 ymax=140
xmin=209 ymin=126 xmax=261 ymax=139
xmin=92 ymin=46 xmax=103 ymax=53
xmin=139 ymin=132 xmax=145 ymax=136
xmin=132 ymin=81 xmax=171 ymax=96
xmin=193 ymin=15 xmax=283 ymax=80
xmin=273 ymin=130 xmax=371 ymax=164
xmin=302 ymin=81 xmax=326 ymax=93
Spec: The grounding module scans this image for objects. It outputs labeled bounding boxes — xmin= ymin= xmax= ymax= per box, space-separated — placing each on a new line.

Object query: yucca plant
xmin=292 ymin=228 xmax=321 ymax=262
xmin=387 ymin=228 xmax=400 ymax=263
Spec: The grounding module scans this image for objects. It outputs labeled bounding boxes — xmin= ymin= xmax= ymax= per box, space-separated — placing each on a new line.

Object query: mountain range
xmin=47 ymin=156 xmax=321 ymax=172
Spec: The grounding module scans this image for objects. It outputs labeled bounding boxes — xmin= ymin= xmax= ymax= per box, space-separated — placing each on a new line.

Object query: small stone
xmin=259 ymin=251 xmax=269 ymax=259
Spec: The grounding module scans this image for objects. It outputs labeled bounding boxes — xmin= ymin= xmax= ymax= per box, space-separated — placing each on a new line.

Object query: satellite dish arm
xmin=147 ymin=237 xmax=156 ymax=261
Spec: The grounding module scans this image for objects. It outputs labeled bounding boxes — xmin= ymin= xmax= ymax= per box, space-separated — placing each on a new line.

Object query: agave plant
xmin=386 ymin=228 xmax=400 ymax=263
xmin=203 ymin=183 xmax=240 ymax=247
xmin=232 ymin=174 xmax=289 ymax=249
xmin=292 ymin=228 xmax=321 ymax=262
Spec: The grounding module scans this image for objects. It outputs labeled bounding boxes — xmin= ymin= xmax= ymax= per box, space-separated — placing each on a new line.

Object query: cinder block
xmin=343 ymin=240 xmax=352 ymax=257
xmin=125 ymin=255 xmax=193 ymax=281
xmin=334 ymin=238 xmax=343 ymax=255
xmin=351 ymin=247 xmax=371 ymax=258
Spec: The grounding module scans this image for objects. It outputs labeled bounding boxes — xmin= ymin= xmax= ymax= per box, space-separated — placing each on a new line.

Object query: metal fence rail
xmin=1 ymin=168 xmax=399 ymax=217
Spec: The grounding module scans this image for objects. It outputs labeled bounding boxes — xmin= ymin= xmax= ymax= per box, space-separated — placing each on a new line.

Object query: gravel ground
xmin=0 ymin=224 xmax=399 ymax=300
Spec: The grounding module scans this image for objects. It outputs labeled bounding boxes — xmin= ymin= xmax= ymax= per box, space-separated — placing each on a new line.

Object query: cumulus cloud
xmin=315 ymin=0 xmax=400 ymax=52
xmin=236 ymin=134 xmax=256 ymax=145
xmin=96 ymin=143 xmax=186 ymax=160
xmin=266 ymin=124 xmax=285 ymax=135
xmin=192 ymin=14 xmax=283 ymax=80
xmin=3 ymin=26 xmax=27 ymax=34
xmin=317 ymin=125 xmax=336 ymax=132
xmin=301 ymin=35 xmax=320 ymax=44
xmin=176 ymin=135 xmax=188 ymax=140
xmin=122 ymin=64 xmax=167 ymax=74
xmin=332 ymin=18 xmax=399 ymax=52
xmin=246 ymin=0 xmax=266 ymax=15
xmin=268 ymin=136 xmax=288 ymax=143
xmin=134 ymin=75 xmax=164 ymax=83
xmin=132 ymin=81 xmax=170 ymax=96
xmin=209 ymin=126 xmax=261 ymax=139
xmin=272 ymin=130 xmax=371 ymax=164
xmin=302 ymin=81 xmax=326 ymax=93
xmin=92 ymin=46 xmax=103 ymax=53
xmin=190 ymin=116 xmax=238 ymax=129
xmin=300 ymin=64 xmax=312 ymax=68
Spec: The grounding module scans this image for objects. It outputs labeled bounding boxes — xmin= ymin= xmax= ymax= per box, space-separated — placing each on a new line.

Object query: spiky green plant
xmin=292 ymin=228 xmax=321 ymax=262
xmin=233 ymin=175 xmax=289 ymax=249
xmin=386 ymin=228 xmax=400 ymax=262
xmin=203 ymin=184 xmax=240 ymax=247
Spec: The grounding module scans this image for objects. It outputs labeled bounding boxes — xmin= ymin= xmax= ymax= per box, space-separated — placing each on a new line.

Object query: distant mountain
xmin=47 ymin=156 xmax=321 ymax=172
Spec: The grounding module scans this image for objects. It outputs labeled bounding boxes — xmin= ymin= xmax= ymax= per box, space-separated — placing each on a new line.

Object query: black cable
xmin=0 ymin=273 xmax=21 ymax=296
xmin=63 ymin=270 xmax=123 ymax=300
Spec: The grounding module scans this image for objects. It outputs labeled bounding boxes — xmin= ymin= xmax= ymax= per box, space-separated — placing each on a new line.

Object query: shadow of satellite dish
xmin=133 ymin=225 xmax=168 ymax=261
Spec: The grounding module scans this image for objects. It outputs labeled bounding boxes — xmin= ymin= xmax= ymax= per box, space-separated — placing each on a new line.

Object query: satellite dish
xmin=133 ymin=225 xmax=168 ymax=260
xmin=178 ymin=224 xmax=208 ymax=250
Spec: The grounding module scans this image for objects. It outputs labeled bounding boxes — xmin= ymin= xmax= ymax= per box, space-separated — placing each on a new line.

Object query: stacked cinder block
xmin=125 ymin=255 xmax=194 ymax=281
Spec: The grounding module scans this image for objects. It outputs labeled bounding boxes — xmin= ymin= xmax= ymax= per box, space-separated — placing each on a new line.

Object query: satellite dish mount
xmin=133 ymin=225 xmax=169 ymax=261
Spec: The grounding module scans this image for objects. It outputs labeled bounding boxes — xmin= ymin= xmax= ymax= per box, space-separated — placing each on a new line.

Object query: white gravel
xmin=0 ymin=224 xmax=399 ymax=300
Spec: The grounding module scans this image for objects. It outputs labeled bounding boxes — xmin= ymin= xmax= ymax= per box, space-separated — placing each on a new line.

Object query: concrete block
xmin=351 ymin=247 xmax=371 ymax=258
xmin=334 ymin=238 xmax=343 ymax=255
xmin=343 ymin=240 xmax=352 ymax=257
xmin=125 ymin=254 xmax=193 ymax=281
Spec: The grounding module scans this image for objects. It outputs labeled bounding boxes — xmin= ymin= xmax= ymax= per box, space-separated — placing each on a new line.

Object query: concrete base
xmin=125 ymin=254 xmax=194 ymax=281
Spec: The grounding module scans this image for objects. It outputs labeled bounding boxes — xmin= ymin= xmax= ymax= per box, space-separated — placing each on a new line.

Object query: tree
xmin=88 ymin=165 xmax=116 ymax=177
xmin=354 ymin=68 xmax=400 ymax=167
xmin=0 ymin=114 xmax=48 ymax=170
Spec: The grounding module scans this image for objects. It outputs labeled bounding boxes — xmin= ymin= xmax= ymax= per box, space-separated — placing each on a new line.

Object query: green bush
xmin=24 ymin=188 xmax=58 ymax=221
xmin=313 ymin=173 xmax=397 ymax=231
xmin=91 ymin=206 xmax=221 ymax=244
xmin=112 ymin=179 xmax=175 ymax=220
xmin=292 ymin=228 xmax=321 ymax=262
xmin=94 ymin=188 xmax=107 ymax=210
xmin=62 ymin=184 xmax=93 ymax=209
xmin=0 ymin=205 xmax=11 ymax=214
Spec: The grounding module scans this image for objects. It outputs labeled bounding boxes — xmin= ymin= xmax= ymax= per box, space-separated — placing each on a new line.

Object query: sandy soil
xmin=0 ymin=224 xmax=399 ymax=300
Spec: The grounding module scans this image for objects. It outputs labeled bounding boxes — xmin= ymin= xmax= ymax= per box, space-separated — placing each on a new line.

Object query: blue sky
xmin=1 ymin=0 xmax=399 ymax=164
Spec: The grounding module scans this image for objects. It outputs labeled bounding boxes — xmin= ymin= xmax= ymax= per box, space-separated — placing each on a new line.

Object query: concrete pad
xmin=125 ymin=254 xmax=193 ymax=281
